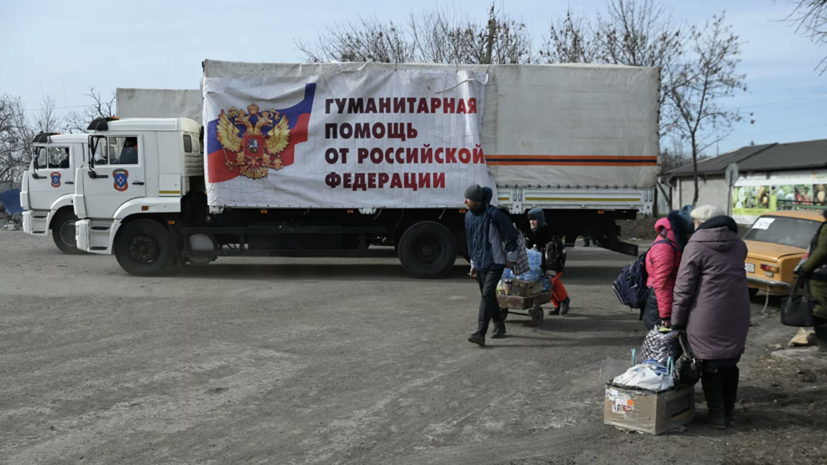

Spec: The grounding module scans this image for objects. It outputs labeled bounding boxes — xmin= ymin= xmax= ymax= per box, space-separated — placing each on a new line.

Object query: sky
xmin=1 ymin=0 xmax=824 ymax=156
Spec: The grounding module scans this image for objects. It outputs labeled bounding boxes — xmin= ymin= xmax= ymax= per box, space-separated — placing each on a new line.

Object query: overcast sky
xmin=1 ymin=0 xmax=824 ymax=155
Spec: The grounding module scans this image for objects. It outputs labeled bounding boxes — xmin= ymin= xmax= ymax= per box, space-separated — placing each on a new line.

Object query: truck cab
xmin=19 ymin=133 xmax=88 ymax=253
xmin=74 ymin=117 xmax=203 ymax=268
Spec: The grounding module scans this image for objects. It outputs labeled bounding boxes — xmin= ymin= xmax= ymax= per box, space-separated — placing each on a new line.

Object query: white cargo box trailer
xmin=116 ymin=88 xmax=202 ymax=124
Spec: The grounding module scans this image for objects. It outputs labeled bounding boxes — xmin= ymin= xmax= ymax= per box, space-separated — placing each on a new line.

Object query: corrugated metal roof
xmin=669 ymin=144 xmax=775 ymax=176
xmin=737 ymin=139 xmax=827 ymax=172
xmin=669 ymin=138 xmax=827 ymax=176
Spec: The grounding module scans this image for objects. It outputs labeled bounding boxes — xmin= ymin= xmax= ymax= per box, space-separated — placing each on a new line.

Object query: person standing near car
xmin=523 ymin=208 xmax=571 ymax=315
xmin=671 ymin=205 xmax=751 ymax=429
xmin=800 ymin=208 xmax=827 ymax=351
xmin=464 ymin=184 xmax=520 ymax=347
xmin=641 ymin=206 xmax=694 ymax=330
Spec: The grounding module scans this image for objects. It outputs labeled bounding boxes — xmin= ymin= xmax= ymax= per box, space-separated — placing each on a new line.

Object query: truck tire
xmin=51 ymin=210 xmax=84 ymax=255
xmin=398 ymin=221 xmax=457 ymax=279
xmin=114 ymin=219 xmax=173 ymax=276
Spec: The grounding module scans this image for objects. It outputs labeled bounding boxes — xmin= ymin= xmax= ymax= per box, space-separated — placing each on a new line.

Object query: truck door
xmin=29 ymin=144 xmax=76 ymax=211
xmin=84 ymin=134 xmax=147 ymax=219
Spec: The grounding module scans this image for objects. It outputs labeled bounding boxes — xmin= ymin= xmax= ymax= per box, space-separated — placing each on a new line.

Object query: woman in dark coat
xmin=671 ymin=205 xmax=751 ymax=429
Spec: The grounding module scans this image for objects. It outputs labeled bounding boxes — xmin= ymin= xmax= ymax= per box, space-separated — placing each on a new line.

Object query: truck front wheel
xmin=115 ymin=220 xmax=173 ymax=276
xmin=51 ymin=210 xmax=83 ymax=255
xmin=398 ymin=221 xmax=457 ymax=279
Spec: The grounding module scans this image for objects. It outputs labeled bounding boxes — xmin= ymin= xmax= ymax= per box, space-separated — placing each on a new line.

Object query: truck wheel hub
xmin=129 ymin=236 xmax=158 ymax=263
xmin=415 ymin=237 xmax=442 ymax=265
xmin=60 ymin=221 xmax=77 ymax=247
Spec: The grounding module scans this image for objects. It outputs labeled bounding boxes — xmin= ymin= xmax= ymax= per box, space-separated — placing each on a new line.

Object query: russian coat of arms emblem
xmin=216 ymin=103 xmax=291 ymax=180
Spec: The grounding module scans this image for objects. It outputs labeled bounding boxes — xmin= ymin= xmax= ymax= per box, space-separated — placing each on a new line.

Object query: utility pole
xmin=485 ymin=17 xmax=496 ymax=64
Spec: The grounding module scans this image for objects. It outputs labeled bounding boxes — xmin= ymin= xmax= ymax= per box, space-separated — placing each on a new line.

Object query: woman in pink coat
xmin=641 ymin=207 xmax=693 ymax=329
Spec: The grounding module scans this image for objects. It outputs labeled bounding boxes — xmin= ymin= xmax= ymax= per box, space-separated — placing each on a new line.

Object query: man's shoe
xmin=548 ymin=307 xmax=560 ymax=316
xmin=492 ymin=325 xmax=507 ymax=339
xmin=468 ymin=333 xmax=486 ymax=346
xmin=560 ymin=297 xmax=571 ymax=316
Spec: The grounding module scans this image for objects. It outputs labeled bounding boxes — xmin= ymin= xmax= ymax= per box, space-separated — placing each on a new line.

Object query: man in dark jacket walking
xmin=464 ymin=184 xmax=520 ymax=347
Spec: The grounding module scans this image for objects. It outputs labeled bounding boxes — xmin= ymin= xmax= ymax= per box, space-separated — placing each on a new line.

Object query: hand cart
xmin=497 ymin=291 xmax=553 ymax=327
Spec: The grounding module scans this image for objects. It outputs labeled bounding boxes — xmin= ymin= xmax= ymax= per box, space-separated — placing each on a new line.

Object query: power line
xmin=748 ymin=94 xmax=827 ymax=114
xmin=22 ymin=103 xmax=91 ymax=112
xmin=740 ymin=123 xmax=827 ymax=136
xmin=737 ymin=92 xmax=827 ymax=109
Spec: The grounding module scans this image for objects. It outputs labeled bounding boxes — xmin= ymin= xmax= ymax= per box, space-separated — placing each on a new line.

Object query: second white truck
xmin=20 ymin=133 xmax=88 ymax=253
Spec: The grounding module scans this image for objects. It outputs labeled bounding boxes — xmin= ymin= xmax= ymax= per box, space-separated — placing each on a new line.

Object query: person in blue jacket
xmin=464 ymin=184 xmax=520 ymax=347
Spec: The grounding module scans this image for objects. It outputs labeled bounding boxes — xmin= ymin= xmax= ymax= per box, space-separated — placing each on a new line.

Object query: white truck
xmin=19 ymin=133 xmax=88 ymax=253
xmin=74 ymin=61 xmax=660 ymax=278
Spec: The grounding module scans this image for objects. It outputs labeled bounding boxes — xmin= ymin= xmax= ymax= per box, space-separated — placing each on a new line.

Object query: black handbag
xmin=781 ymin=278 xmax=816 ymax=327
xmin=674 ymin=333 xmax=701 ymax=386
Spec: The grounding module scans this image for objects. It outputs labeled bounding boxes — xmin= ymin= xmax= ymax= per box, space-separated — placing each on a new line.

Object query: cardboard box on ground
xmin=604 ymin=384 xmax=695 ymax=435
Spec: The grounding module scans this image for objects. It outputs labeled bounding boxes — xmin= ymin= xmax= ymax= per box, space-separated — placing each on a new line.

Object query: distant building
xmin=667 ymin=139 xmax=827 ymax=224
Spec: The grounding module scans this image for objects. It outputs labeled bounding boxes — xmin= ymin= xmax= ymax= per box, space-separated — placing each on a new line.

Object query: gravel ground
xmin=0 ymin=229 xmax=824 ymax=465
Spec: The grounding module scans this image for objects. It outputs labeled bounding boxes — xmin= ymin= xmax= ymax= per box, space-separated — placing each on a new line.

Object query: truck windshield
xmin=743 ymin=216 xmax=822 ymax=249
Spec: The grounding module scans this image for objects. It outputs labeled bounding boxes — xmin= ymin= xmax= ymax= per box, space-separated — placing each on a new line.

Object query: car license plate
xmin=745 ymin=263 xmax=755 ymax=273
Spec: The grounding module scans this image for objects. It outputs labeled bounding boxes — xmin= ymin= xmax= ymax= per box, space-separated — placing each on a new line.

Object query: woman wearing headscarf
xmin=671 ymin=205 xmax=751 ymax=429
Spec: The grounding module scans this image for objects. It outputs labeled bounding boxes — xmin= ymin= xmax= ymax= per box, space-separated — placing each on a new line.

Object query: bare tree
xmin=296 ymin=4 xmax=533 ymax=65
xmin=297 ymin=16 xmax=414 ymax=63
xmin=64 ymin=87 xmax=116 ymax=134
xmin=0 ymin=95 xmax=61 ymax=181
xmin=786 ymin=0 xmax=827 ymax=73
xmin=668 ymin=14 xmax=750 ymax=204
xmin=409 ymin=5 xmax=533 ymax=64
xmin=540 ymin=11 xmax=601 ymax=63
xmin=0 ymin=95 xmax=25 ymax=181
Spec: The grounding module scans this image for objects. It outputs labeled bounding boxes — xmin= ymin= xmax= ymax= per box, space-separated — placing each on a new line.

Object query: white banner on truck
xmin=203 ymin=70 xmax=493 ymax=209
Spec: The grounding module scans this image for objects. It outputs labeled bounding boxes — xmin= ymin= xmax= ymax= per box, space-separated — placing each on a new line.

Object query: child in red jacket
xmin=641 ymin=207 xmax=693 ymax=330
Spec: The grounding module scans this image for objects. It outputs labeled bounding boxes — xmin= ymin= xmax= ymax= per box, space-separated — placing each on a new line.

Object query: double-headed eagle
xmin=216 ymin=103 xmax=290 ymax=179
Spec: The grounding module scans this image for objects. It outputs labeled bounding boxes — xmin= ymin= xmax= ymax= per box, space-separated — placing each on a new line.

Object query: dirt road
xmin=1 ymin=231 xmax=823 ymax=465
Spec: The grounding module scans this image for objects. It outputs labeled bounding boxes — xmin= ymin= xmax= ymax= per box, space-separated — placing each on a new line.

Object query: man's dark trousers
xmin=475 ymin=268 xmax=505 ymax=335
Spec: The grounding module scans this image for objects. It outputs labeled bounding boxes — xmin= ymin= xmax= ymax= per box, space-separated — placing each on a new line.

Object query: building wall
xmin=671 ymin=175 xmax=730 ymax=213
